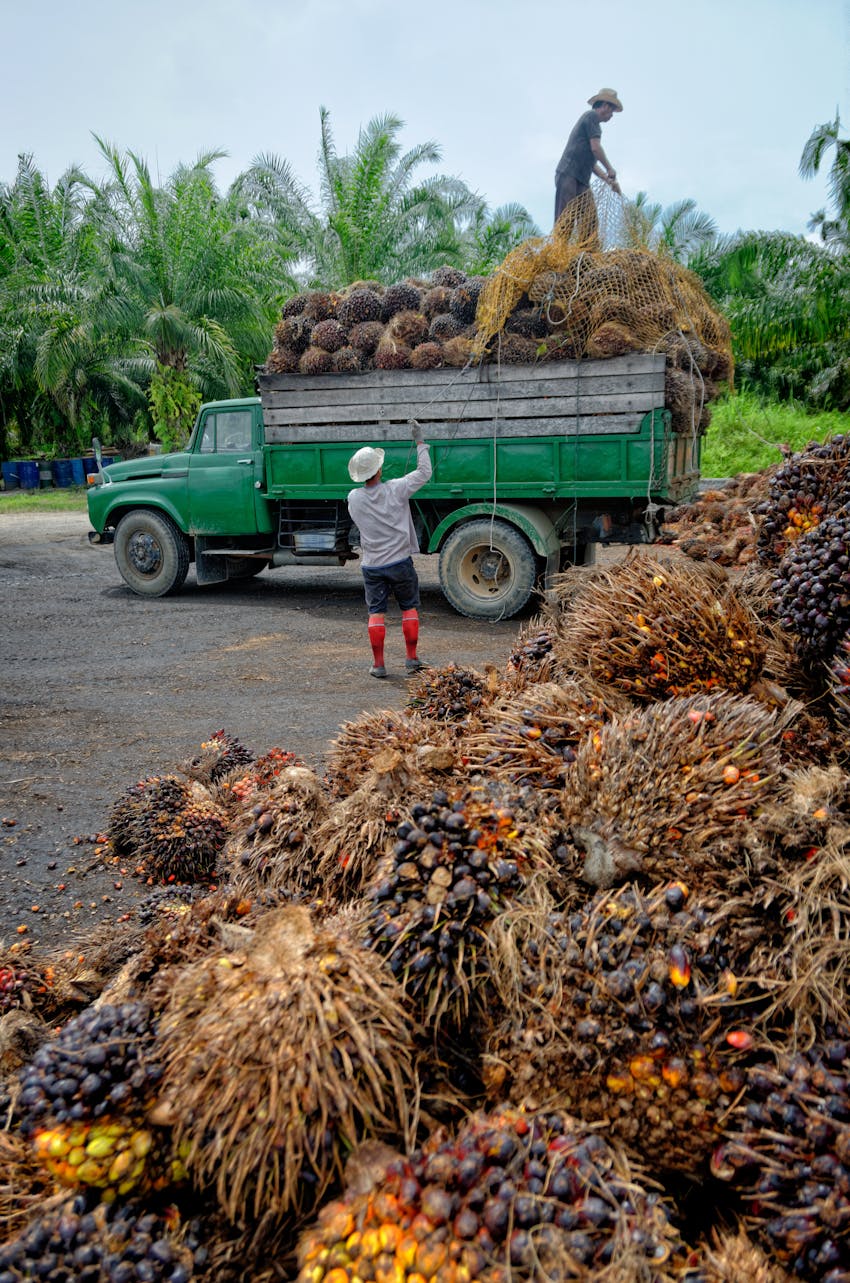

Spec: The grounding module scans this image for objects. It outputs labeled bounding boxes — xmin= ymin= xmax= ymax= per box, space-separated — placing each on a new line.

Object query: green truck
xmin=86 ymin=353 xmax=701 ymax=620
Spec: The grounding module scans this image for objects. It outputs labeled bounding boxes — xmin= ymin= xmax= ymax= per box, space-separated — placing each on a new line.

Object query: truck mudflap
xmin=88 ymin=530 xmax=115 ymax=546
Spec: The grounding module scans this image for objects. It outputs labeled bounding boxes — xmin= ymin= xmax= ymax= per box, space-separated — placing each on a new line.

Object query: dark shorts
xmin=362 ymin=557 xmax=420 ymax=615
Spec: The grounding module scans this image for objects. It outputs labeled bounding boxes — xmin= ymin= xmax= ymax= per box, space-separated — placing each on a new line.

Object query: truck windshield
xmin=199 ymin=410 xmax=253 ymax=454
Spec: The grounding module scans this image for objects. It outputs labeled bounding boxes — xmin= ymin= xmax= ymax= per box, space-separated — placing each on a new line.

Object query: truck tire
xmin=114 ymin=510 xmax=190 ymax=597
xmin=438 ymin=519 xmax=537 ymax=621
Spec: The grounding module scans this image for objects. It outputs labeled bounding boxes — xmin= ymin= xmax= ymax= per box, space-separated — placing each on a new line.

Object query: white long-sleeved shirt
xmin=347 ymin=443 xmax=432 ymax=568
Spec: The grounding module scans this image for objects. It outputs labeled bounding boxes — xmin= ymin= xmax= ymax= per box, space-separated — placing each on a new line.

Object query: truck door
xmin=188 ymin=407 xmax=262 ymax=535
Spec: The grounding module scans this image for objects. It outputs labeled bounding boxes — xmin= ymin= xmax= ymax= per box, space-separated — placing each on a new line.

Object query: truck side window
xmin=199 ymin=411 xmax=253 ymax=454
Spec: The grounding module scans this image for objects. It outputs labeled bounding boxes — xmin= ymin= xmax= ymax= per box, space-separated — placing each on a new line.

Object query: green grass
xmin=701 ymin=392 xmax=850 ymax=477
xmin=0 ymin=486 xmax=91 ymax=512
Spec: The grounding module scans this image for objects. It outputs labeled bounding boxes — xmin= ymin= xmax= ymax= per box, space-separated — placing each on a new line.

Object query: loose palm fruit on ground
xmin=553 ymin=552 xmax=765 ymax=700
xmin=483 ymin=881 xmax=774 ymax=1177
xmin=154 ymin=906 xmax=416 ymax=1227
xmin=713 ymin=1040 xmax=850 ymax=1279
xmin=360 ymin=786 xmax=552 ymax=1025
xmin=563 ymin=691 xmax=784 ymax=891
xmin=756 ymin=434 xmax=850 ymax=565
xmin=0 ymin=1192 xmax=198 ymax=1282
xmin=773 ymin=508 xmax=850 ymax=665
xmin=297 ymin=1106 xmax=690 ymax=1283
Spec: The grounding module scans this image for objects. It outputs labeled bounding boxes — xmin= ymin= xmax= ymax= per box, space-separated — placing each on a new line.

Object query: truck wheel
xmin=438 ymin=519 xmax=538 ymax=620
xmin=114 ymin=510 xmax=190 ymax=597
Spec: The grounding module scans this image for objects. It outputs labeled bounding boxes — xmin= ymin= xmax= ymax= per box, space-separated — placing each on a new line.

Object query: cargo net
xmin=474 ymin=182 xmax=734 ymax=433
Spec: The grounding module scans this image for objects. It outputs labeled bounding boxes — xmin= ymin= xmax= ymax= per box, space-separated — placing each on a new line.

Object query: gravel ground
xmin=0 ymin=510 xmax=527 ymax=948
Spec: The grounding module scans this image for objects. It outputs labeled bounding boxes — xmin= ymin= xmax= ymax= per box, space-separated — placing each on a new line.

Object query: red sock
xmin=401 ymin=609 xmax=419 ymax=659
xmin=368 ymin=614 xmax=386 ymax=667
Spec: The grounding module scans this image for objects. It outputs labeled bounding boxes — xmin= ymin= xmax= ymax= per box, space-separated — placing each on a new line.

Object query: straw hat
xmin=587 ymin=88 xmax=623 ymax=112
xmin=348 ymin=446 xmax=385 ymax=483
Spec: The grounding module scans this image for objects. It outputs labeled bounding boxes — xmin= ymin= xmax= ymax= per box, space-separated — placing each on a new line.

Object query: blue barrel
xmin=82 ymin=457 xmax=98 ymax=478
xmin=52 ymin=459 xmax=73 ymax=487
xmin=1 ymin=461 xmax=19 ymax=490
xmin=18 ymin=460 xmax=39 ymax=489
xmin=70 ymin=457 xmax=86 ymax=485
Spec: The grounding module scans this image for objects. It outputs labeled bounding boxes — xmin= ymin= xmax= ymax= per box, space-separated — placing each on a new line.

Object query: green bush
xmin=701 ymin=392 xmax=850 ymax=477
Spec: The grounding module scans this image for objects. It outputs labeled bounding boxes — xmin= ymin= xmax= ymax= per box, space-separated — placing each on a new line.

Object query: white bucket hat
xmin=348 ymin=446 xmax=385 ymax=483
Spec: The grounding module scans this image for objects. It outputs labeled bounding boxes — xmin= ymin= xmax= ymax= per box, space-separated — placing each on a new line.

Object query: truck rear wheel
xmin=114 ymin=510 xmax=190 ymax=597
xmin=438 ymin=519 xmax=537 ymax=620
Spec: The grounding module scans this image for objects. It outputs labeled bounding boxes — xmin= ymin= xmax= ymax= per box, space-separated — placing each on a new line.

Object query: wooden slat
xmin=262 ymin=390 xmax=661 ymax=429
xmin=259 ymin=370 xmax=665 ymax=412
xmin=265 ymin=412 xmax=650 ymax=444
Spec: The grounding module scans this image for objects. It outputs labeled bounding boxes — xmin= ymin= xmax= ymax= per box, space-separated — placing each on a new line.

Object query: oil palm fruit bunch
xmin=405 ymin=663 xmax=495 ymax=725
xmin=504 ymin=615 xmax=561 ymax=689
xmin=553 ymin=553 xmax=764 ymax=701
xmin=107 ymin=775 xmax=227 ymax=884
xmin=349 ymin=320 xmax=385 ymax=358
xmin=0 ymin=1193 xmax=198 ymax=1283
xmin=484 ymin=881 xmax=773 ymax=1177
xmin=773 ymin=508 xmax=850 ymax=664
xmin=265 ymin=344 xmax=299 ymax=374
xmin=0 ymin=947 xmax=51 ymax=1014
xmin=223 ymin=765 xmax=326 ymax=900
xmin=688 ymin=1225 xmax=794 ymax=1282
xmin=429 ymin=312 xmax=465 ymax=341
xmin=563 ymin=691 xmax=785 ymax=891
xmin=302 ymin=290 xmax=340 ymax=323
xmin=336 ymin=287 xmax=383 ymax=328
xmin=189 ymin=730 xmax=253 ymax=784
xmin=828 ymin=632 xmax=850 ymax=729
xmin=431 ymin=266 xmax=467 ymax=289
xmin=332 ymin=346 xmax=361 ymax=373
xmin=153 ymin=906 xmax=416 ymax=1227
xmin=381 ymin=282 xmax=422 ymax=321
xmin=466 ymin=680 xmax=611 ymax=794
xmin=136 ymin=883 xmax=207 ymax=927
xmin=299 ymin=345 xmax=334 ymax=375
xmin=374 ymin=338 xmax=411 ymax=369
xmin=422 ymin=285 xmax=452 ymax=318
xmin=409 ymin=341 xmax=444 ymax=370
xmin=216 ymin=746 xmax=302 ymax=809
xmin=18 ymin=1002 xmax=169 ymax=1199
xmin=756 ymin=434 xmax=850 ymax=565
xmin=275 ymin=312 xmax=312 ymax=352
xmin=325 ymin=709 xmax=430 ymax=799
xmin=311 ymin=319 xmax=348 ymax=353
xmin=360 ymin=787 xmax=552 ymax=1025
xmin=388 ymin=309 xmax=429 ymax=347
xmin=448 ymin=277 xmax=485 ymax=325
xmin=712 ymin=1040 xmax=850 ymax=1279
xmin=296 ymin=1106 xmax=690 ymax=1283
xmin=314 ymin=734 xmax=458 ymax=909
xmin=282 ymin=293 xmax=308 ymax=318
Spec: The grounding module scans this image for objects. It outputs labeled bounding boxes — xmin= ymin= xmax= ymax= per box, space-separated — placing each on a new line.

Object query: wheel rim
xmin=127 ymin=530 xmax=163 ymax=577
xmin=456 ymin=543 xmax=513 ymax=600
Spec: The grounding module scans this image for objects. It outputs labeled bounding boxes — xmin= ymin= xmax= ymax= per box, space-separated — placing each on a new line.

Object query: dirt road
xmin=0 ymin=511 xmax=523 ymax=946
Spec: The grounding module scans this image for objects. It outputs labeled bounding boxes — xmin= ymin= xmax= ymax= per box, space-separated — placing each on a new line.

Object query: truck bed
xmin=257 ymin=354 xmax=699 ymax=504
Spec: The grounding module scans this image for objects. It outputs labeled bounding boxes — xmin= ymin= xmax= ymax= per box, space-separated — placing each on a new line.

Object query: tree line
xmin=1 ymin=109 xmax=847 ymax=461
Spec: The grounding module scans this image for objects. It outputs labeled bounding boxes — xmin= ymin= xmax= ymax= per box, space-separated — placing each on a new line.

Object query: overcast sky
xmin=2 ymin=0 xmax=848 ymax=240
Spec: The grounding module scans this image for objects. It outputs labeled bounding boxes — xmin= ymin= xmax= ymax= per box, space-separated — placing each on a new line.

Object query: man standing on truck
xmin=347 ymin=422 xmax=432 ymax=679
xmin=554 ymin=88 xmax=623 ymax=240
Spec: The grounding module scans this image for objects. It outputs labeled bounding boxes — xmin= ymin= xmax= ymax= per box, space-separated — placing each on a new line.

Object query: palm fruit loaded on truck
xmin=86 ymin=352 xmax=701 ymax=620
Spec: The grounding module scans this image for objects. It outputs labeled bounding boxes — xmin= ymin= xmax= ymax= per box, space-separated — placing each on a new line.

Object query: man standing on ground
xmin=554 ymin=88 xmax=624 ymax=234
xmin=347 ymin=422 xmax=432 ymax=679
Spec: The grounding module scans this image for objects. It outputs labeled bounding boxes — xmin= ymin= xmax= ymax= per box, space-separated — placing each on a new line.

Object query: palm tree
xmin=456 ymin=201 xmax=540 ymax=276
xmin=691 ymin=231 xmax=850 ymax=405
xmin=237 ymin=109 xmax=489 ymax=287
xmin=620 ymin=191 xmax=718 ymax=263
xmin=800 ymin=113 xmax=850 ymax=247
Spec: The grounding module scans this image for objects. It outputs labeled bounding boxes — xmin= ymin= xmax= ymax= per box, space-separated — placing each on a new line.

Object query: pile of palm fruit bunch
xmin=263 ymin=194 xmax=733 ymax=440
xmin=9 ymin=537 xmax=850 ymax=1276
xmin=657 ymin=471 xmax=773 ymax=566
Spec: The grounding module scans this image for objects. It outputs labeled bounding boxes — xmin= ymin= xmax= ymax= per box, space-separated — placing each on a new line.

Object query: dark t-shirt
xmin=555 ymin=110 xmax=602 ymax=185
